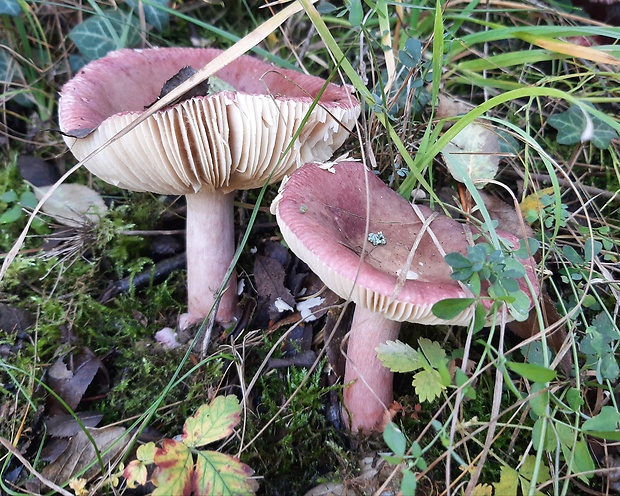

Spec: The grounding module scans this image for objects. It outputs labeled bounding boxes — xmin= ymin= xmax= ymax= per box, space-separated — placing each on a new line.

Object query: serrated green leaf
xmin=383 ymin=422 xmax=407 ymax=457
xmin=547 ymin=104 xmax=618 ymax=149
xmin=194 ymin=451 xmax=258 ymax=495
xmin=412 ymin=369 xmax=445 ymax=403
xmin=0 ymin=0 xmax=21 ymax=16
xmin=441 ymin=122 xmax=500 ymax=188
xmin=418 ymin=338 xmax=446 ymax=368
xmin=493 ymin=466 xmax=519 ymax=496
xmin=431 ymin=298 xmax=476 ymax=320
xmin=472 ymin=483 xmax=493 ymax=496
xmin=183 ymin=395 xmax=241 ymax=448
xmin=506 ymin=361 xmax=557 ymax=383
xmin=69 ymin=10 xmax=141 ymax=61
xmin=152 ymin=439 xmax=193 ymax=496
xmin=376 ymin=340 xmax=424 ymax=372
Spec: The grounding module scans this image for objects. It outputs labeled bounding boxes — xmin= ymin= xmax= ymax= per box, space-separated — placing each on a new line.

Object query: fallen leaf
xmin=18 ymin=154 xmax=60 ymax=187
xmin=32 ymin=183 xmax=108 ymax=227
xmin=38 ymin=426 xmax=127 ymax=487
xmin=253 ymin=254 xmax=296 ymax=322
xmin=46 ymin=348 xmax=108 ymax=414
xmin=441 ymin=122 xmax=500 ymax=188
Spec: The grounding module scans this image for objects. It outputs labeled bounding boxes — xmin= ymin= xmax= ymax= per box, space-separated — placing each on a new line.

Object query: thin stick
xmin=0 ymin=437 xmax=73 ymax=496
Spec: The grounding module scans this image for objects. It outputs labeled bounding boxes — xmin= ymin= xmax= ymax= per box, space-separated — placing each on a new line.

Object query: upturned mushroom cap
xmin=58 ymin=47 xmax=360 ymax=194
xmin=272 ymin=161 xmax=539 ymax=325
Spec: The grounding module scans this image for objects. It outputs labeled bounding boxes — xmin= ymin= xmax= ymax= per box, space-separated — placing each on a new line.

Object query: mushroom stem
xmin=343 ymin=307 xmax=401 ymax=434
xmin=185 ymin=190 xmax=237 ymax=325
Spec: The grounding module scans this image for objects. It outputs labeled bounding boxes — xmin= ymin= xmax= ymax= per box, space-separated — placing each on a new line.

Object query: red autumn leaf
xmin=152 ymin=439 xmax=193 ymax=496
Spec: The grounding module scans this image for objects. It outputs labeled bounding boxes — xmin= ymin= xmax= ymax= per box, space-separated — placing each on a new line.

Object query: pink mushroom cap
xmin=57 ymin=47 xmax=360 ymax=325
xmin=272 ymin=160 xmax=540 ymax=433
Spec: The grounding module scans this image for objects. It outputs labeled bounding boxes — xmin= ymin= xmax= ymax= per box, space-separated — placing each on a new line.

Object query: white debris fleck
xmin=297 ymin=296 xmax=325 ymax=322
xmin=237 ymin=278 xmax=245 ymax=295
xmin=155 ymin=327 xmax=181 ymax=349
xmin=406 ymin=270 xmax=419 ymax=280
xmin=274 ymin=297 xmax=294 ymax=313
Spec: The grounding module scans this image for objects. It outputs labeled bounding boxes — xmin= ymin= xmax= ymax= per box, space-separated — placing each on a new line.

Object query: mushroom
xmin=58 ymin=47 xmax=360 ymax=325
xmin=271 ymin=161 xmax=539 ymax=434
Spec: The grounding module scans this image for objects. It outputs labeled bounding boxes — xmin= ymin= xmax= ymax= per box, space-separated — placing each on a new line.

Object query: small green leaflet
xmin=547 ymin=103 xmax=618 ymax=149
xmin=506 ymin=361 xmax=557 ymax=383
xmin=432 ymin=298 xmax=476 ymax=321
xmin=383 ymin=422 xmax=407 ymax=457
xmin=582 ymin=405 xmax=620 ymax=439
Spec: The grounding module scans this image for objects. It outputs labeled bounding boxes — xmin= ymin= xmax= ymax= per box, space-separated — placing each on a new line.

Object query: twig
xmin=0 ymin=437 xmax=73 ymax=496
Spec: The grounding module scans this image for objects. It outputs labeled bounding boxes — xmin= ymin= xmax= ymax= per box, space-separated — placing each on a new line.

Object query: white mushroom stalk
xmin=272 ymin=161 xmax=539 ymax=434
xmin=58 ymin=47 xmax=360 ymax=325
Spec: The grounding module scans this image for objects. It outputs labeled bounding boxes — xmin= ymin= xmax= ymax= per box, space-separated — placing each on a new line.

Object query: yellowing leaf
xmin=183 ymin=395 xmax=241 ymax=448
xmin=152 ymin=439 xmax=193 ymax=496
xmin=520 ymin=187 xmax=554 ymax=217
xmin=376 ymin=340 xmax=424 ymax=373
xmin=472 ymin=483 xmax=493 ymax=496
xmin=32 ymin=183 xmax=108 ymax=227
xmin=493 ymin=466 xmax=519 ymax=496
xmin=441 ymin=121 xmax=500 ymax=188
xmin=124 ymin=460 xmax=148 ymax=489
xmin=412 ymin=369 xmax=445 ymax=403
xmin=194 ymin=451 xmax=259 ymax=495
xmin=515 ymin=32 xmax=620 ymax=66
xmin=136 ymin=441 xmax=157 ymax=464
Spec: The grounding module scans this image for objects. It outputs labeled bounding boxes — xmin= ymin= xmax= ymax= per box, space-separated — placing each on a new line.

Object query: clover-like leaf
xmin=193 ymin=450 xmax=259 ymax=495
xmin=376 ymin=340 xmax=424 ymax=373
xmin=441 ymin=121 xmax=500 ymax=188
xmin=183 ymin=395 xmax=241 ymax=448
xmin=547 ymin=103 xmax=618 ymax=149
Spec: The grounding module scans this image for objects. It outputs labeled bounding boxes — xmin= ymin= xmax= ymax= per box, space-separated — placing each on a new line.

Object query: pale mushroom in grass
xmin=272 ymin=161 xmax=539 ymax=434
xmin=58 ymin=47 xmax=360 ymax=326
